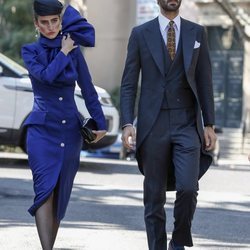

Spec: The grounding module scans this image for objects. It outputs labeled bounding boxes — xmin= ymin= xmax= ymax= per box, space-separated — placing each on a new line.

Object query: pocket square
xmin=194 ymin=41 xmax=200 ymax=49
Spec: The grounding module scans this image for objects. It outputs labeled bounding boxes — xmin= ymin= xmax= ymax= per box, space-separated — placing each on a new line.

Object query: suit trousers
xmin=140 ymin=108 xmax=200 ymax=250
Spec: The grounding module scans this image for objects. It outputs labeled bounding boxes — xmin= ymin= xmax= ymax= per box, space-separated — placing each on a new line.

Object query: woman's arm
xmin=75 ymin=48 xmax=106 ymax=131
xmin=22 ymin=35 xmax=76 ymax=84
xmin=22 ymin=45 xmax=69 ymax=84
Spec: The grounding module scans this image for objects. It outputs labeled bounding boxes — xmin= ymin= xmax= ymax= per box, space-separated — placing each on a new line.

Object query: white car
xmin=0 ymin=52 xmax=119 ymax=152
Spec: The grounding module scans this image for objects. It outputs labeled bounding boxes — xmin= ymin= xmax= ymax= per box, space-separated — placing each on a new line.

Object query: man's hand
xmin=121 ymin=125 xmax=136 ymax=150
xmin=204 ymin=126 xmax=217 ymax=151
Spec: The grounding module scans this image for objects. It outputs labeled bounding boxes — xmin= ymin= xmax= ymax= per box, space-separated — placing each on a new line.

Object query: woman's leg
xmin=35 ymin=193 xmax=60 ymax=250
xmin=51 ymin=218 xmax=60 ymax=248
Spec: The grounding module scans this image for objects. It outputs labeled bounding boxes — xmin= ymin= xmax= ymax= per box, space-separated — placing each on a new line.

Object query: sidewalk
xmin=0 ymin=154 xmax=250 ymax=249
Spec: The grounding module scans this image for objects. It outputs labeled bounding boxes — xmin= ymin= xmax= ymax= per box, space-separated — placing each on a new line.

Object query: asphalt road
xmin=0 ymin=153 xmax=250 ymax=250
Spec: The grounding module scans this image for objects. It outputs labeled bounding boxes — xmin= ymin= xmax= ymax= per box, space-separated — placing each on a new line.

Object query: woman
xmin=22 ymin=0 xmax=107 ymax=249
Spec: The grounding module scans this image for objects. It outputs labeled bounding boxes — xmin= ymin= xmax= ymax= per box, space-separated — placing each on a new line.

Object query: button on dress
xmin=22 ymin=5 xmax=106 ymax=221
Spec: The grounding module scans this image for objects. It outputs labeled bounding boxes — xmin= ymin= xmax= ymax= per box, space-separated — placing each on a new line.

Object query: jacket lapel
xmin=143 ymin=18 xmax=165 ymax=78
xmin=181 ymin=18 xmax=196 ymax=73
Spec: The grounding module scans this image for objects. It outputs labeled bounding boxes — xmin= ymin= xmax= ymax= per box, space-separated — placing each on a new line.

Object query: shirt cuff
xmin=122 ymin=123 xmax=133 ymax=130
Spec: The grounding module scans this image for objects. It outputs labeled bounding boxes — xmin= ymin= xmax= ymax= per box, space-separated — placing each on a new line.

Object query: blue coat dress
xmin=22 ymin=5 xmax=106 ymax=221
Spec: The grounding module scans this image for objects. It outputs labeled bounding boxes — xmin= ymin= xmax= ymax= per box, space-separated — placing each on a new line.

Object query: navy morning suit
xmin=120 ymin=17 xmax=215 ymax=249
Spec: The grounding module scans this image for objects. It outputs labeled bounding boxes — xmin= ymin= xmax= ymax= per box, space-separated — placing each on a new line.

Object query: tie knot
xmin=168 ymin=20 xmax=175 ymax=29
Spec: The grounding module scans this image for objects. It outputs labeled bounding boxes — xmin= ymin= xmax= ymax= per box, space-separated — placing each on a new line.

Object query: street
xmin=0 ymin=154 xmax=250 ymax=250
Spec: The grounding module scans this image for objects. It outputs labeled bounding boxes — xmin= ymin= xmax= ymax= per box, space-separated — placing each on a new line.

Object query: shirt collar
xmin=158 ymin=12 xmax=181 ymax=32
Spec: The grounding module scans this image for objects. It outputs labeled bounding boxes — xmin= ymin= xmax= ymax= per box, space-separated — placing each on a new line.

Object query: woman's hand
xmin=92 ymin=130 xmax=107 ymax=143
xmin=61 ymin=34 xmax=78 ymax=55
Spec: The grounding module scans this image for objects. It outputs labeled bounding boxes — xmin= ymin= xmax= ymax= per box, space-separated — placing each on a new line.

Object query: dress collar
xmin=39 ymin=34 xmax=62 ymax=48
xmin=39 ymin=5 xmax=95 ymax=48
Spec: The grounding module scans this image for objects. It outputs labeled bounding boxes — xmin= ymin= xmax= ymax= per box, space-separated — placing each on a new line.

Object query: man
xmin=120 ymin=0 xmax=217 ymax=249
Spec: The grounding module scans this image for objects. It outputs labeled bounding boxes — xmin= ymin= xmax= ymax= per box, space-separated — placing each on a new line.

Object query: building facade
xmin=67 ymin=0 xmax=250 ymax=128
xmin=84 ymin=0 xmax=136 ymax=92
xmin=195 ymin=0 xmax=250 ymax=128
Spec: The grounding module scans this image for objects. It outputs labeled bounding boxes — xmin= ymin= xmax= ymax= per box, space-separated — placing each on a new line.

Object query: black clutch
xmin=80 ymin=118 xmax=97 ymax=143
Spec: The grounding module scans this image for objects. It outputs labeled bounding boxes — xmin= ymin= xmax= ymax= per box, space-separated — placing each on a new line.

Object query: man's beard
xmin=158 ymin=0 xmax=182 ymax=12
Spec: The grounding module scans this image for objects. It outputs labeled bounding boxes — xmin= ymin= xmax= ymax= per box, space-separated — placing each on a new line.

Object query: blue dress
xmin=22 ymin=5 xmax=106 ymax=221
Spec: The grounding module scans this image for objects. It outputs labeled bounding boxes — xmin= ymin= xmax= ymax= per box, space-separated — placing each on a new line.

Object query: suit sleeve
xmin=22 ymin=44 xmax=70 ymax=84
xmin=120 ymin=28 xmax=141 ymax=126
xmin=76 ymin=48 xmax=106 ymax=130
xmin=195 ymin=27 xmax=215 ymax=126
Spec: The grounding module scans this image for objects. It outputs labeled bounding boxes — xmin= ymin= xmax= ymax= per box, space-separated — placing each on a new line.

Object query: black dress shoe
xmin=168 ymin=240 xmax=185 ymax=250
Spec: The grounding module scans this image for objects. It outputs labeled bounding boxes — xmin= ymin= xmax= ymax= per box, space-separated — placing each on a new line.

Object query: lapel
xmin=181 ymin=18 xmax=196 ymax=73
xmin=143 ymin=18 xmax=165 ymax=78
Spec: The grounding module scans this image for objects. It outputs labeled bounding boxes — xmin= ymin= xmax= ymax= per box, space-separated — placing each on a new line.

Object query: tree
xmin=0 ymin=0 xmax=34 ymax=64
xmin=0 ymin=0 xmax=87 ymax=64
xmin=214 ymin=0 xmax=250 ymax=42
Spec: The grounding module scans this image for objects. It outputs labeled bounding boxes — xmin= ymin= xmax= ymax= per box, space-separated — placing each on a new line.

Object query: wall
xmin=84 ymin=0 xmax=136 ymax=92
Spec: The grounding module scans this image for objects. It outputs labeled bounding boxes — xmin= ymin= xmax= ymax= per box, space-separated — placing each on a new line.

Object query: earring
xmin=35 ymin=27 xmax=40 ymax=38
xmin=60 ymin=24 xmax=63 ymax=35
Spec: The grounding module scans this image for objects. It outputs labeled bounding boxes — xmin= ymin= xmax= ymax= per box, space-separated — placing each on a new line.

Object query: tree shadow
xmin=78 ymin=160 xmax=140 ymax=175
xmin=192 ymin=203 xmax=250 ymax=246
xmin=0 ymin=165 xmax=250 ymax=248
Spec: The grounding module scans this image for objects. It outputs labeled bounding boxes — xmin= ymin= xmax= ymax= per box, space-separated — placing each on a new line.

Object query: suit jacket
xmin=120 ymin=17 xmax=215 ymax=190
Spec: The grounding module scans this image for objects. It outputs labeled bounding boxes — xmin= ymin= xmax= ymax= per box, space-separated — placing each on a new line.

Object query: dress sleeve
xmin=22 ymin=44 xmax=70 ymax=84
xmin=75 ymin=48 xmax=107 ymax=130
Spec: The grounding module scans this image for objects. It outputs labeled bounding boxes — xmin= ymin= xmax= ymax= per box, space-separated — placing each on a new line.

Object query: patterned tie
xmin=167 ymin=21 xmax=176 ymax=60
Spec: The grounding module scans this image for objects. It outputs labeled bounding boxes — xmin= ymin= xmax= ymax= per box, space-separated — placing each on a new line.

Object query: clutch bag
xmin=80 ymin=118 xmax=97 ymax=143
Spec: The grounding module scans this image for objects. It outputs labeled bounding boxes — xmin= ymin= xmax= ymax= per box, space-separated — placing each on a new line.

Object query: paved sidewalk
xmin=0 ymin=154 xmax=250 ymax=249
